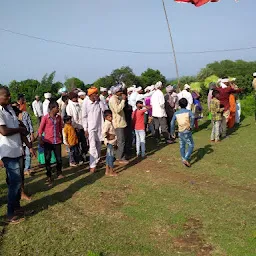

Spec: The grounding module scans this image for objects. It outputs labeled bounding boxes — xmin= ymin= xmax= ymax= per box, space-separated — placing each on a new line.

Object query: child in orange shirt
xmin=63 ymin=116 xmax=81 ymax=167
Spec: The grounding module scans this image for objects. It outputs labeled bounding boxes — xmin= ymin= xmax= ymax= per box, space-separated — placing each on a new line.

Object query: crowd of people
xmin=0 ymin=76 xmax=245 ymax=224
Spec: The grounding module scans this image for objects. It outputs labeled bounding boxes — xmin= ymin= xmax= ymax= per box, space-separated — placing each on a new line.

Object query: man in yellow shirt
xmin=109 ymin=84 xmax=128 ymax=164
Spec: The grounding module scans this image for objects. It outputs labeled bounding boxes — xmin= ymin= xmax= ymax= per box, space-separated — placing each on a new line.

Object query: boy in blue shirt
xmin=171 ymin=98 xmax=194 ymax=167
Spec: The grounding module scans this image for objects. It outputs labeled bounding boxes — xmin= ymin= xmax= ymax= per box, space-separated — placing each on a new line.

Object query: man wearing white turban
xmin=32 ymin=95 xmax=43 ymax=124
xmin=154 ymin=81 xmax=162 ymax=90
xmin=216 ymin=78 xmax=242 ymax=137
xmin=150 ymin=82 xmax=173 ymax=144
xmin=129 ymin=86 xmax=139 ymax=111
xmin=106 ymin=90 xmax=112 ymax=105
xmin=127 ymin=87 xmax=134 ymax=98
xmin=78 ymin=91 xmax=86 ymax=106
xmin=43 ymin=93 xmax=52 ymax=116
xmin=109 ymin=85 xmax=128 ymax=164
xmin=127 ymin=87 xmax=134 ymax=108
xmin=99 ymin=87 xmax=108 ymax=109
xmin=57 ymin=87 xmax=68 ymax=113
xmin=178 ymin=84 xmax=193 ymax=111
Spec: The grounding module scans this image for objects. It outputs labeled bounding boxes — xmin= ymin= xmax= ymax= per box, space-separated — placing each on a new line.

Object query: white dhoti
xmin=82 ymin=98 xmax=106 ymax=169
xmin=89 ymin=131 xmax=101 ymax=168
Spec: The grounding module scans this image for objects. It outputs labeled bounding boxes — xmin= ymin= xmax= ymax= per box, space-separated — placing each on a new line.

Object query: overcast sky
xmin=0 ymin=0 xmax=255 ymax=85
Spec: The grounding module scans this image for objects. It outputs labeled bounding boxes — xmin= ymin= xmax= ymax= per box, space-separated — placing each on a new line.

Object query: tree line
xmin=1 ymin=59 xmax=255 ymax=104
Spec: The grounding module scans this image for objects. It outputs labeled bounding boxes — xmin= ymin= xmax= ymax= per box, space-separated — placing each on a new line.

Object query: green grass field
xmin=0 ymin=118 xmax=255 ymax=256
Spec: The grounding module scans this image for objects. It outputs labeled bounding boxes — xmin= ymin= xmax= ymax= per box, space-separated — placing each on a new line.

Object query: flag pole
xmin=161 ymin=0 xmax=180 ymax=86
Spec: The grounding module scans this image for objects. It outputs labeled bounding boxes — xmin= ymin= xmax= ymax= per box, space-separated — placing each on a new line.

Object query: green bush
xmin=190 ymin=82 xmax=203 ymax=92
xmin=240 ymin=94 xmax=255 ymax=117
xmin=204 ymin=75 xmax=219 ymax=88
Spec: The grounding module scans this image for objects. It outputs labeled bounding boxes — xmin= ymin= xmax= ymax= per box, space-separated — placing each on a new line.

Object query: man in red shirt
xmin=216 ymin=79 xmax=242 ymax=138
xmin=38 ymin=101 xmax=63 ymax=186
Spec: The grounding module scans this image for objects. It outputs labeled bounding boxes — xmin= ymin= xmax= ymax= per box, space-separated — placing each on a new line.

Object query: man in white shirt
xmin=150 ymin=81 xmax=173 ymax=144
xmin=43 ymin=93 xmax=52 ymax=116
xmin=32 ymin=95 xmax=43 ymax=124
xmin=99 ymin=87 xmax=108 ymax=109
xmin=82 ymin=87 xmax=106 ymax=172
xmin=0 ymin=86 xmax=32 ymax=223
xmin=127 ymin=87 xmax=134 ymax=101
xmin=129 ymin=87 xmax=138 ymax=111
xmin=178 ymin=84 xmax=193 ymax=110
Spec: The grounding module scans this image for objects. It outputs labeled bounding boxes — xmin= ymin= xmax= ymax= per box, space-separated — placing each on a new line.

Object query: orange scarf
xmin=228 ymin=94 xmax=236 ymax=128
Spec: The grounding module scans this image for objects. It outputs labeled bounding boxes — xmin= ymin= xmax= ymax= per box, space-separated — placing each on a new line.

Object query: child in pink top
xmin=132 ymin=101 xmax=150 ymax=158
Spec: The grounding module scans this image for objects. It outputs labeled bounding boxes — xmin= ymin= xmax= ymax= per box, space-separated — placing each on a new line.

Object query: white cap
xmin=108 ymin=90 xmax=112 ymax=95
xmin=155 ymin=81 xmax=162 ymax=89
xmin=127 ymin=87 xmax=134 ymax=93
xmin=100 ymin=87 xmax=107 ymax=92
xmin=44 ymin=93 xmax=52 ymax=99
xmin=144 ymin=86 xmax=150 ymax=92
xmin=253 ymin=72 xmax=256 ymax=77
xmin=136 ymin=86 xmax=142 ymax=92
xmin=78 ymin=91 xmax=86 ymax=96
xmin=58 ymin=87 xmax=67 ymax=94
xmin=184 ymin=84 xmax=190 ymax=90
xmin=150 ymin=85 xmax=155 ymax=91
xmin=221 ymin=78 xmax=229 ymax=83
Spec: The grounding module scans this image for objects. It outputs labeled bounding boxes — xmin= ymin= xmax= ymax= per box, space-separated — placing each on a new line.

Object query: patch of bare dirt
xmin=72 ymin=184 xmax=133 ymax=218
xmin=129 ymin=159 xmax=256 ymax=202
xmin=173 ymin=218 xmax=214 ymax=256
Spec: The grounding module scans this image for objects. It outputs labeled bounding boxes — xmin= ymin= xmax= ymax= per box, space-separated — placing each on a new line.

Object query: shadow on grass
xmin=0 ymin=160 xmax=92 ymax=209
xmin=0 ymin=135 xmax=169 ymax=223
xmin=115 ymin=136 xmax=169 ymax=174
xmin=197 ymin=120 xmax=211 ymax=131
xmin=190 ymin=144 xmax=214 ymax=165
xmin=2 ymin=168 xmax=105 ymax=221
xmin=227 ymin=123 xmax=251 ymax=137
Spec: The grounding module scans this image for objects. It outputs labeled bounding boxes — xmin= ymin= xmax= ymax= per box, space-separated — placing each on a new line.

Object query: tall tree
xmin=94 ymin=76 xmax=115 ymax=90
xmin=36 ymin=71 xmax=59 ymax=99
xmin=9 ymin=79 xmax=40 ymax=103
xmin=64 ymin=77 xmax=85 ymax=91
xmin=111 ymin=66 xmax=139 ymax=87
xmin=140 ymin=68 xmax=166 ymax=87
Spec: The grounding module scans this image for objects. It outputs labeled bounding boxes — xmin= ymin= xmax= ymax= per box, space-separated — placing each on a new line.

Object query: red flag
xmin=175 ymin=0 xmax=220 ymax=7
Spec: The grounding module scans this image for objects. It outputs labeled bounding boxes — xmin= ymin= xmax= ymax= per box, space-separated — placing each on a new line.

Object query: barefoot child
xmin=63 ymin=116 xmax=81 ymax=167
xmin=170 ymin=98 xmax=195 ymax=167
xmin=38 ymin=101 xmax=63 ymax=186
xmin=210 ymin=90 xmax=224 ymax=142
xmin=102 ymin=110 xmax=117 ymax=177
